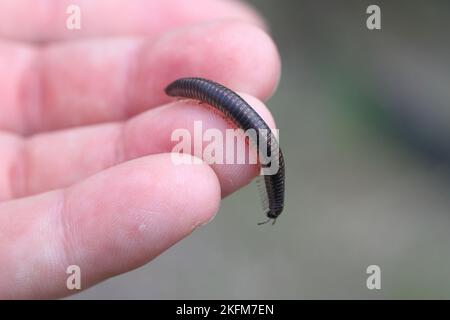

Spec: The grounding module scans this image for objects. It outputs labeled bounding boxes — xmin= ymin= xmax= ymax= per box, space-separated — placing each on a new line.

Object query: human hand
xmin=0 ymin=0 xmax=280 ymax=299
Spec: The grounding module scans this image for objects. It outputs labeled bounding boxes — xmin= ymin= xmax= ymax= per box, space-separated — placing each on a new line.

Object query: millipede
xmin=165 ymin=77 xmax=285 ymax=225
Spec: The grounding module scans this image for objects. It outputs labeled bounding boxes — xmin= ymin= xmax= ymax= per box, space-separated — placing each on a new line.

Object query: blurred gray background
xmin=73 ymin=0 xmax=450 ymax=299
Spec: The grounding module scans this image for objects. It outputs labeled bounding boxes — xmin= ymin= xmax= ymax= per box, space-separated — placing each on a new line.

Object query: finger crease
xmin=57 ymin=188 xmax=77 ymax=268
xmin=114 ymin=123 xmax=128 ymax=164
xmin=19 ymin=50 xmax=45 ymax=136
xmin=9 ymin=139 xmax=29 ymax=198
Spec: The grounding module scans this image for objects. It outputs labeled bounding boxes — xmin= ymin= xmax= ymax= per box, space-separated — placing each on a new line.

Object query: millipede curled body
xmin=165 ymin=77 xmax=285 ymax=224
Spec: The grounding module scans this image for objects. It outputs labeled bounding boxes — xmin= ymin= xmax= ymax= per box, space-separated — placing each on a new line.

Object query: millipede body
xmin=165 ymin=77 xmax=285 ymax=224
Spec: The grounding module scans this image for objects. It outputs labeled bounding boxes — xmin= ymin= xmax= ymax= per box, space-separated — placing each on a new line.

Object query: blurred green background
xmin=73 ymin=0 xmax=450 ymax=299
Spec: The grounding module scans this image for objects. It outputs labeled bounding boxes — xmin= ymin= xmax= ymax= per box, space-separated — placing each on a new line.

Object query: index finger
xmin=0 ymin=0 xmax=265 ymax=42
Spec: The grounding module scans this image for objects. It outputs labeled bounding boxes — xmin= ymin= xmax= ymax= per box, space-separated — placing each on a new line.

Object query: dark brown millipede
xmin=165 ymin=77 xmax=285 ymax=225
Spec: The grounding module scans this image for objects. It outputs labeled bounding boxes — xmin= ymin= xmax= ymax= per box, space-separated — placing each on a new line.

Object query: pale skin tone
xmin=0 ymin=0 xmax=280 ymax=299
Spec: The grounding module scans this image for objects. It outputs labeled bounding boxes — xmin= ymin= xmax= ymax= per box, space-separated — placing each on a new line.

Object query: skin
xmin=0 ymin=0 xmax=281 ymax=299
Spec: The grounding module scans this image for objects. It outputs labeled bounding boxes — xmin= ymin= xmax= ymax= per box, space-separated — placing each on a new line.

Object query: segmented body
xmin=165 ymin=77 xmax=285 ymax=223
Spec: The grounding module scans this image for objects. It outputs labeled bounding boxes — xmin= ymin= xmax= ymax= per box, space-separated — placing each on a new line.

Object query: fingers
xmin=0 ymin=0 xmax=265 ymax=42
xmin=1 ymin=93 xmax=274 ymax=200
xmin=0 ymin=153 xmax=221 ymax=299
xmin=0 ymin=21 xmax=280 ymax=134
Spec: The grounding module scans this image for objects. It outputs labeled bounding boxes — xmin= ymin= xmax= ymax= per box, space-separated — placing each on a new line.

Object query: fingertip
xmin=164 ymin=153 xmax=222 ymax=228
xmin=206 ymin=21 xmax=281 ymax=100
xmin=71 ymin=153 xmax=221 ymax=237
xmin=135 ymin=20 xmax=281 ymax=107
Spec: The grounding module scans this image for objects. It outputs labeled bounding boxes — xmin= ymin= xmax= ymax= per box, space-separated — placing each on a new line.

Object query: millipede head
xmin=257 ymin=208 xmax=282 ymax=226
xmin=267 ymin=207 xmax=283 ymax=219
